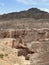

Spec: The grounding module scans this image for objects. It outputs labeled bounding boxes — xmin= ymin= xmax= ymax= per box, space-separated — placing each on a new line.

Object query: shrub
xmin=0 ymin=54 xmax=4 ymax=59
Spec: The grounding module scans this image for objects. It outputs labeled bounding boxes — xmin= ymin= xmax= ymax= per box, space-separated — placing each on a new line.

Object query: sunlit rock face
xmin=0 ymin=38 xmax=16 ymax=48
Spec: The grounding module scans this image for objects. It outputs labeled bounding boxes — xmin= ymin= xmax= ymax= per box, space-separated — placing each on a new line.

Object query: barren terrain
xmin=0 ymin=8 xmax=49 ymax=65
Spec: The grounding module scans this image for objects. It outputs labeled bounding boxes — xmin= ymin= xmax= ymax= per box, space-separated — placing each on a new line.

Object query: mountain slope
xmin=0 ymin=8 xmax=49 ymax=20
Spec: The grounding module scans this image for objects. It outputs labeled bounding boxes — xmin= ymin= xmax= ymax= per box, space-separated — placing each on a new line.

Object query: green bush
xmin=0 ymin=54 xmax=4 ymax=59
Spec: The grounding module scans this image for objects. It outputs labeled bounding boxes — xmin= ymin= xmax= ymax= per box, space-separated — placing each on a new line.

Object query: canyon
xmin=0 ymin=8 xmax=49 ymax=65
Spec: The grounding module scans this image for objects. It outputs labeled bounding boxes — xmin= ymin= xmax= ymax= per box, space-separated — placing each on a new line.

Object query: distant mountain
xmin=0 ymin=8 xmax=49 ymax=20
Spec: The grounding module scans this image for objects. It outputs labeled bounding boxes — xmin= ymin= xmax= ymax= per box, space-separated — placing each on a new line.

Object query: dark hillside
xmin=0 ymin=8 xmax=49 ymax=20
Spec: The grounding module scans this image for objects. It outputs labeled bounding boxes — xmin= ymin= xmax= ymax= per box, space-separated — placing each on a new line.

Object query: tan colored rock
xmin=0 ymin=38 xmax=16 ymax=48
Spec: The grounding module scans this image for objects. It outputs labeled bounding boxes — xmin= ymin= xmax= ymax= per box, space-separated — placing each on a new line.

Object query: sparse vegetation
xmin=0 ymin=54 xmax=4 ymax=59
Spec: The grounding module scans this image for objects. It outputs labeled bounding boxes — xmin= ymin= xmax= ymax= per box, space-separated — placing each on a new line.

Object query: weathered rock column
xmin=12 ymin=40 xmax=15 ymax=48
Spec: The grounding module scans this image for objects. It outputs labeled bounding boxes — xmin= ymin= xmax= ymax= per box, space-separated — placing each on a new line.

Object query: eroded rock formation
xmin=0 ymin=28 xmax=49 ymax=65
xmin=0 ymin=28 xmax=49 ymax=41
